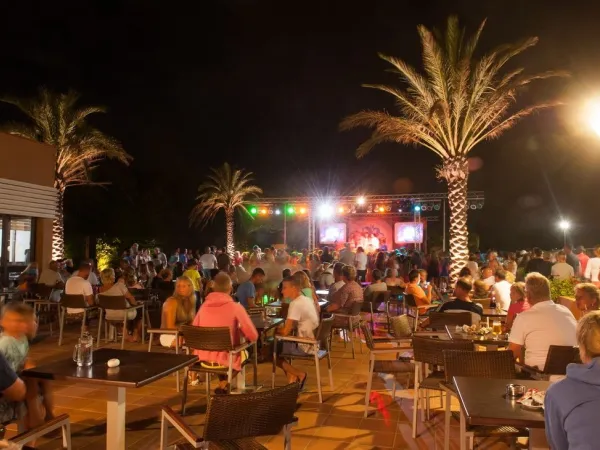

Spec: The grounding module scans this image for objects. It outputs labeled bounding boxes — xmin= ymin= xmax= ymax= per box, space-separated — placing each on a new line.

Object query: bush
xmin=550 ymin=278 xmax=576 ymax=301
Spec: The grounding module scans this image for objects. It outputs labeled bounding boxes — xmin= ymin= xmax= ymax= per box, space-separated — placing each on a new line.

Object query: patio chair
xmin=148 ymin=327 xmax=183 ymax=392
xmin=361 ymin=322 xmax=413 ymax=417
xmin=386 ymin=285 xmax=405 ymax=317
xmin=411 ymin=336 xmax=473 ymax=439
xmin=473 ymin=298 xmax=491 ymax=309
xmin=426 ymin=312 xmax=473 ymax=331
xmin=97 ymin=294 xmax=147 ymax=349
xmin=24 ymin=283 xmax=58 ymax=336
xmin=332 ymin=301 xmax=363 ymax=358
xmin=404 ymin=294 xmax=438 ymax=331
xmin=362 ymin=290 xmax=390 ymax=334
xmin=57 ymin=294 xmax=99 ymax=346
xmin=160 ymin=383 xmax=300 ymax=450
xmin=272 ymin=316 xmax=334 ymax=403
xmin=178 ymin=325 xmax=258 ymax=415
xmin=8 ymin=414 xmax=71 ymax=449
xmin=441 ymin=349 xmax=525 ymax=450
xmin=516 ymin=345 xmax=581 ymax=379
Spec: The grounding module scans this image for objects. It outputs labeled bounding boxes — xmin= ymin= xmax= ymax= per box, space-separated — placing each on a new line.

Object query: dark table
xmin=267 ymin=300 xmax=328 ymax=309
xmin=252 ymin=316 xmax=284 ymax=333
xmin=22 ymin=348 xmax=198 ymax=450
xmin=453 ymin=376 xmax=549 ymax=428
xmin=444 ymin=325 xmax=509 ymax=347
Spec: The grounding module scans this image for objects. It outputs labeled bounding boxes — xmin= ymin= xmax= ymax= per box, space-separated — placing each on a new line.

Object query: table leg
xmin=106 ymin=386 xmax=127 ymax=450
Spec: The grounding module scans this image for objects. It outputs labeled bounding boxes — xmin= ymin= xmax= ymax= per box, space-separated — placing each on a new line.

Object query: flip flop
xmin=299 ymin=374 xmax=308 ymax=391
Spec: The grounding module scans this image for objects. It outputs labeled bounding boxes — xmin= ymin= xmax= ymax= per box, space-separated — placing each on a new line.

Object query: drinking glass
xmin=73 ymin=343 xmax=93 ymax=367
xmin=492 ymin=320 xmax=502 ymax=340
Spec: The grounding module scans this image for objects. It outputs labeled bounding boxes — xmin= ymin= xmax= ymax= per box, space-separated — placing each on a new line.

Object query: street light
xmin=558 ymin=219 xmax=571 ymax=246
xmin=586 ymin=99 xmax=600 ymax=137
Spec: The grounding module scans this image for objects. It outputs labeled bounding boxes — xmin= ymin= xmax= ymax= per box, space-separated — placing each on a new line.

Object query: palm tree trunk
xmin=52 ymin=189 xmax=65 ymax=259
xmin=225 ymin=209 xmax=235 ymax=258
xmin=438 ymin=157 xmax=469 ymax=283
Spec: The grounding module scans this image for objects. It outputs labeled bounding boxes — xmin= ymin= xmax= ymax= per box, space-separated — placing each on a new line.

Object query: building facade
xmin=0 ymin=133 xmax=56 ymax=287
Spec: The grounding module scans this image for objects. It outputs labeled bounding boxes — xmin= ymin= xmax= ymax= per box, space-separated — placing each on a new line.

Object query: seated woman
xmin=545 ymin=311 xmax=600 ymax=449
xmin=192 ymin=273 xmax=258 ymax=393
xmin=296 ymin=270 xmax=320 ymax=313
xmin=160 ymin=276 xmax=197 ymax=348
xmin=275 ymin=273 xmax=320 ymax=385
xmin=384 ymin=268 xmax=405 ymax=288
xmin=99 ymin=268 xmax=143 ymax=342
xmin=504 ymin=282 xmax=529 ymax=332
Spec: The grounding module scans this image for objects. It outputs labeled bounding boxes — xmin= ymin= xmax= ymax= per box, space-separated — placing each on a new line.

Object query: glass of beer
xmin=492 ymin=320 xmax=502 ymax=339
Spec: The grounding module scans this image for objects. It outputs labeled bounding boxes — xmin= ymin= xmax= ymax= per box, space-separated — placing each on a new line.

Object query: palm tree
xmin=190 ymin=163 xmax=262 ymax=257
xmin=1 ymin=88 xmax=131 ymax=259
xmin=341 ymin=16 xmax=565 ymax=281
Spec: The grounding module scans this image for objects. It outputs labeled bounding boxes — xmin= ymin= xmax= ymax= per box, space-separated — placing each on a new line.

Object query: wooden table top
xmin=453 ymin=376 xmax=550 ymax=428
xmin=444 ymin=325 xmax=510 ymax=346
xmin=22 ymin=348 xmax=198 ymax=388
xmin=480 ymin=308 xmax=508 ymax=317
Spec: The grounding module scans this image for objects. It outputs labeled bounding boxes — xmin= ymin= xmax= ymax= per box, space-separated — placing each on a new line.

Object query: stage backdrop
xmin=347 ymin=218 xmax=393 ymax=254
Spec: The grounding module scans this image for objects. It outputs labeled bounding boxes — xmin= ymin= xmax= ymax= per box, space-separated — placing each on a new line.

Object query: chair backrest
xmin=60 ymin=294 xmax=89 ymax=309
xmin=473 ymin=298 xmax=491 ymax=309
xmin=389 ymin=315 xmax=412 ymax=339
xmin=179 ymin=325 xmax=233 ymax=352
xmin=427 ymin=312 xmax=472 ymax=330
xmin=32 ymin=283 xmax=54 ymax=299
xmin=369 ymin=290 xmax=390 ymax=305
xmin=404 ymin=294 xmax=416 ymax=308
xmin=412 ymin=336 xmax=473 ymax=366
xmin=442 ymin=349 xmax=516 ymax=383
xmin=360 ymin=322 xmax=376 ymax=351
xmin=204 ymin=383 xmax=299 ymax=441
xmin=543 ymin=345 xmax=581 ymax=375
xmin=315 ymin=316 xmax=334 ymax=350
xmin=97 ymin=295 xmax=128 ymax=310
xmin=348 ymin=300 xmax=363 ymax=316
xmin=129 ymin=288 xmax=149 ymax=301
xmin=388 ymin=286 xmax=404 ymax=298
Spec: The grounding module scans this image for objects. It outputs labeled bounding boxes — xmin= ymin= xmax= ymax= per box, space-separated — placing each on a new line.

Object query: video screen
xmin=319 ymin=223 xmax=346 ymax=245
xmin=394 ymin=222 xmax=424 ymax=244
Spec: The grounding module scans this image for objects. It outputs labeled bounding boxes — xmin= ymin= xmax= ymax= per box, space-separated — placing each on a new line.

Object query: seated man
xmin=481 ymin=267 xmax=495 ymax=288
xmin=0 ymin=352 xmax=26 ymax=429
xmin=236 ymin=268 xmax=265 ymax=308
xmin=326 ymin=265 xmax=363 ymax=326
xmin=490 ymin=269 xmax=512 ymax=311
xmin=363 ymin=269 xmax=387 ymax=301
xmin=438 ymin=277 xmax=483 ymax=322
xmin=327 ymin=263 xmax=345 ymax=301
xmin=405 ymin=269 xmax=433 ymax=314
xmin=509 ymin=272 xmax=577 ymax=369
xmin=64 ymin=263 xmax=96 ymax=331
xmin=275 ymin=273 xmax=320 ymax=385
xmin=38 ymin=260 xmax=65 ymax=302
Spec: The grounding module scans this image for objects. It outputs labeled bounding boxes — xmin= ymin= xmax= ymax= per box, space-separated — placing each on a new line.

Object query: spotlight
xmin=260 ymin=208 xmax=267 ymax=215
xmin=414 ymin=205 xmax=421 ymax=212
xmin=558 ymin=220 xmax=571 ymax=230
xmin=287 ymin=206 xmax=295 ymax=215
xmin=250 ymin=207 xmax=257 ymax=215
xmin=378 ymin=206 xmax=385 ymax=213
xmin=319 ymin=203 xmax=333 ymax=218
xmin=357 ymin=196 xmax=366 ymax=206
xmin=470 ymin=204 xmax=476 ymax=210
xmin=275 ymin=209 xmax=281 ymax=215
xmin=338 ymin=206 xmax=345 ymax=213
xmin=299 ymin=207 xmax=307 ymax=214
xmin=433 ymin=204 xmax=440 ymax=211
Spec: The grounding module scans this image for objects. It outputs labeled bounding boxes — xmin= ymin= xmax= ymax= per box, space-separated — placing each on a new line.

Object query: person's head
xmin=576 ymin=310 xmax=600 ymax=363
xmin=323 ymin=246 xmax=330 ymax=255
xmin=187 ymin=259 xmax=198 ymax=270
xmin=1 ymin=302 xmax=34 ymax=337
xmin=124 ymin=270 xmax=138 ymax=288
xmin=212 ymin=272 xmax=233 ymax=294
xmin=385 ymin=268 xmax=397 ymax=279
xmin=488 ymin=251 xmax=497 ymax=261
xmin=418 ymin=269 xmax=427 ymax=282
xmin=454 ymin=277 xmax=473 ymax=301
xmin=524 ymin=272 xmax=551 ymax=304
xmin=408 ymin=269 xmax=420 ymax=283
xmin=510 ymin=282 xmax=526 ymax=303
xmin=371 ymin=269 xmax=383 ymax=282
xmin=564 ymin=244 xmax=573 ymax=254
xmin=159 ymin=268 xmax=173 ymax=281
xmin=575 ymin=283 xmax=600 ymax=313
xmin=250 ymin=267 xmax=265 ymax=283
xmin=333 ymin=262 xmax=344 ymax=281
xmin=532 ymin=247 xmax=543 ymax=258
xmin=481 ymin=267 xmax=493 ymax=279
xmin=47 ymin=260 xmax=59 ymax=272
xmin=494 ymin=269 xmax=507 ymax=282
xmin=576 ymin=245 xmax=585 ymax=255
xmin=100 ymin=268 xmax=116 ymax=285
xmin=204 ymin=246 xmax=211 ymax=254
xmin=77 ymin=263 xmax=91 ymax=279
xmin=556 ymin=251 xmax=567 ymax=263
xmin=131 ymin=243 xmax=139 ymax=250
xmin=138 ymin=262 xmax=148 ymax=275
xmin=282 ymin=274 xmax=304 ymax=300
xmin=458 ymin=267 xmax=472 ymax=278
xmin=341 ymin=265 xmax=357 ymax=282
xmin=175 ymin=276 xmax=194 ymax=298
xmin=357 ymin=246 xmax=364 ymax=253
xmin=154 ymin=247 xmax=160 ymax=254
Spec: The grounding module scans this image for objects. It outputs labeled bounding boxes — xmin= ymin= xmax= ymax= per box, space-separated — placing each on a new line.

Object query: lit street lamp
xmin=586 ymin=99 xmax=600 ymax=137
xmin=558 ymin=219 xmax=571 ymax=246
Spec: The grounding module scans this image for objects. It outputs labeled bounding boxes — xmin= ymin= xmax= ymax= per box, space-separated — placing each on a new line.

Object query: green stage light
xmin=287 ymin=206 xmax=295 ymax=215
xmin=250 ymin=207 xmax=258 ymax=215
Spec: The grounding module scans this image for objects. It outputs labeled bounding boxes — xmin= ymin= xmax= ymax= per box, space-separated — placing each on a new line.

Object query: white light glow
xmin=318 ymin=203 xmax=334 ymax=219
xmin=587 ymin=99 xmax=600 ymax=137
xmin=558 ymin=220 xmax=571 ymax=230
xmin=356 ymin=196 xmax=366 ymax=206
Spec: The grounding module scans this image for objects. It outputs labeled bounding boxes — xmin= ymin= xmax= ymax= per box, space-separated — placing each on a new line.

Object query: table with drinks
xmin=22 ymin=343 xmax=198 ymax=450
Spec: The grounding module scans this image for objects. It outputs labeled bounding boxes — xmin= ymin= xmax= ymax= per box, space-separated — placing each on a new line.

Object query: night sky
xmin=1 ymin=0 xmax=600 ymax=252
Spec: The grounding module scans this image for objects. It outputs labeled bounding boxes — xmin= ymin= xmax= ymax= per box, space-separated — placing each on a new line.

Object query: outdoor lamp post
xmin=586 ymin=99 xmax=600 ymax=137
xmin=558 ymin=220 xmax=571 ymax=246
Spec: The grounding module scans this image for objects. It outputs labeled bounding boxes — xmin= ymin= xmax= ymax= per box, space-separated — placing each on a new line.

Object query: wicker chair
xmin=8 ymin=414 xmax=71 ymax=449
xmin=97 ymin=294 xmax=146 ymax=349
xmin=441 ymin=349 xmax=525 ymax=450
xmin=160 ymin=383 xmax=300 ymax=450
xmin=517 ymin=345 xmax=581 ymax=379
xmin=426 ymin=312 xmax=472 ymax=331
xmin=58 ymin=294 xmax=99 ymax=346
xmin=404 ymin=294 xmax=438 ymax=331
xmin=411 ymin=336 xmax=473 ymax=439
xmin=179 ymin=325 xmax=258 ymax=415
xmin=332 ymin=301 xmax=363 ymax=358
xmin=361 ymin=322 xmax=413 ymax=417
xmin=362 ymin=290 xmax=390 ymax=333
xmin=272 ymin=316 xmax=334 ymax=403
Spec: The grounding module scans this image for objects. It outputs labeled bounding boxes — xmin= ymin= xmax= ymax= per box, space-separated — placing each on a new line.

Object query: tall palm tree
xmin=1 ymin=88 xmax=131 ymax=259
xmin=341 ymin=16 xmax=565 ymax=281
xmin=190 ymin=163 xmax=262 ymax=257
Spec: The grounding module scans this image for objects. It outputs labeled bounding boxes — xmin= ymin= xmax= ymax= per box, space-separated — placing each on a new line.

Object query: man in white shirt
xmin=354 ymin=248 xmax=368 ymax=282
xmin=38 ymin=260 xmax=65 ymax=302
xmin=491 ymin=269 xmax=512 ymax=311
xmin=481 ymin=267 xmax=495 ymax=288
xmin=551 ymin=251 xmax=575 ymax=281
xmin=154 ymin=247 xmax=167 ymax=268
xmin=328 ymin=263 xmax=345 ymax=301
xmin=275 ymin=272 xmax=320 ymax=385
xmin=339 ymin=243 xmax=355 ymax=266
xmin=72 ymin=260 xmax=99 ymax=286
xmin=363 ymin=269 xmax=388 ymax=301
xmin=64 ymin=263 xmax=96 ymax=329
xmin=199 ymin=247 xmax=218 ymax=279
xmin=508 ymin=272 xmax=577 ymax=369
xmin=318 ymin=263 xmax=335 ymax=288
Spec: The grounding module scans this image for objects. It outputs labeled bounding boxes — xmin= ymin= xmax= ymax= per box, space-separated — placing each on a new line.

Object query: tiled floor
xmin=5 ymin=320 xmax=520 ymax=449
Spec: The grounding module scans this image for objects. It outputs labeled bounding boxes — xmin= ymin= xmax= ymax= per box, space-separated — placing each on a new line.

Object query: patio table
xmin=480 ymin=308 xmax=508 ymax=318
xmin=444 ymin=325 xmax=509 ymax=348
xmin=22 ymin=348 xmax=198 ymax=450
xmin=453 ymin=376 xmax=549 ymax=428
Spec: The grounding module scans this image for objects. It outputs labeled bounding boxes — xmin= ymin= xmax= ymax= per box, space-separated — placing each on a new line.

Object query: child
xmin=0 ymin=302 xmax=54 ymax=428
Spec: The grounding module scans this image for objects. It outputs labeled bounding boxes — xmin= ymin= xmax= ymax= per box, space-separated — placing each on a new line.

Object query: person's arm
xmin=163 ymin=299 xmax=178 ymax=328
xmin=508 ymin=314 xmax=525 ymax=363
xmin=585 ymin=259 xmax=592 ymax=280
xmin=0 ymin=354 xmax=24 ymax=402
xmin=277 ymin=318 xmax=296 ymax=336
xmin=544 ymin=388 xmax=569 ymax=450
xmin=327 ymin=286 xmax=347 ymax=312
xmin=246 ymin=284 xmax=257 ymax=308
xmin=123 ymin=287 xmax=138 ymax=306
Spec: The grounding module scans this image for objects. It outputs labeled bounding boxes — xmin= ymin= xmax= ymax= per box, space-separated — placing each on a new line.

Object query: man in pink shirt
xmin=192 ymin=272 xmax=258 ymax=394
xmin=577 ymin=246 xmax=590 ymax=277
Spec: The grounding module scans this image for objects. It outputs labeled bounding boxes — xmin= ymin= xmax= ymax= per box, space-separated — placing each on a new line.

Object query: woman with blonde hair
xmin=504 ymin=282 xmax=530 ymax=332
xmin=159 ymin=276 xmax=197 ymax=348
xmin=545 ymin=311 xmax=600 ymax=448
xmin=295 ymin=270 xmax=320 ymax=312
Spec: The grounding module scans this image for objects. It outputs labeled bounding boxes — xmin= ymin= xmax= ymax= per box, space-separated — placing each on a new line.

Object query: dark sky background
xmin=1 ymin=0 xmax=600 ymax=253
